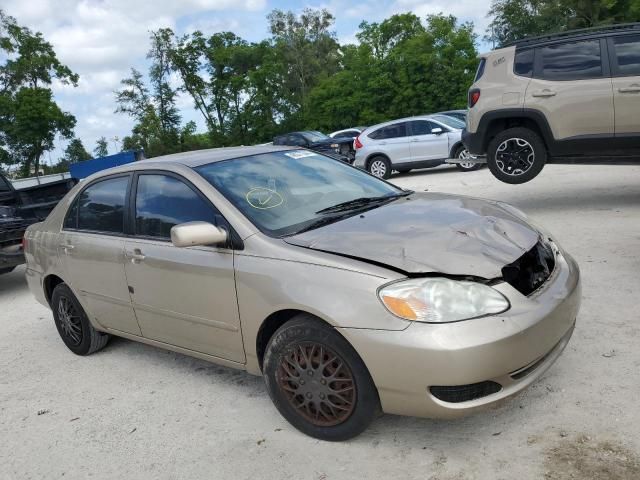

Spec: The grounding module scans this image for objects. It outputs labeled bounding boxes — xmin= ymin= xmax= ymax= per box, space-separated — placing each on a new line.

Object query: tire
xmin=367 ymin=156 xmax=391 ymax=179
xmin=263 ymin=315 xmax=380 ymax=441
xmin=51 ymin=283 xmax=110 ymax=356
xmin=486 ymin=127 xmax=546 ymax=184
xmin=454 ymin=145 xmax=481 ymax=172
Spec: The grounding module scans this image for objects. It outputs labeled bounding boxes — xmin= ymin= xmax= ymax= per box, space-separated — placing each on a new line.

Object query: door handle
xmin=59 ymin=243 xmax=75 ymax=253
xmin=125 ymin=249 xmax=146 ymax=263
xmin=410 ymin=138 xmax=420 ymax=142
xmin=379 ymin=141 xmax=387 ymax=145
xmin=532 ymin=89 xmax=557 ymax=97
xmin=618 ymin=84 xmax=640 ymax=93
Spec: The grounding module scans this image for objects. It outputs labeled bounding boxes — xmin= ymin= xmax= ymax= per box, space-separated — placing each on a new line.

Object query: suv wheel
xmin=263 ymin=315 xmax=380 ymax=441
xmin=487 ymin=127 xmax=546 ymax=184
xmin=454 ymin=145 xmax=481 ymax=172
xmin=367 ymin=156 xmax=391 ymax=179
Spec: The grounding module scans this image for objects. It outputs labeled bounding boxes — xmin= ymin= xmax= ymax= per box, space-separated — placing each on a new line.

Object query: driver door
xmin=408 ymin=120 xmax=450 ymax=161
xmin=123 ymin=172 xmax=245 ymax=363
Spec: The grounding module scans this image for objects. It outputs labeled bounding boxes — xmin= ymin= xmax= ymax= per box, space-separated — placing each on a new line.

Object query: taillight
xmin=354 ymin=135 xmax=363 ymax=149
xmin=468 ymin=89 xmax=481 ymax=108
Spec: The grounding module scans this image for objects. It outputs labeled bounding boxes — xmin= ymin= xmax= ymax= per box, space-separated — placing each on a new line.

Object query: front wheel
xmin=454 ymin=145 xmax=481 ymax=172
xmin=486 ymin=127 xmax=547 ymax=184
xmin=367 ymin=156 xmax=391 ymax=179
xmin=263 ymin=315 xmax=380 ymax=441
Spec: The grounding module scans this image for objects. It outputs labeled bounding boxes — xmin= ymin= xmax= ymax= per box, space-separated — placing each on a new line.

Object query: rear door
xmin=525 ymin=38 xmax=614 ymax=140
xmin=608 ymin=34 xmax=640 ymax=135
xmin=59 ymin=174 xmax=141 ymax=335
xmin=368 ymin=122 xmax=411 ymax=164
xmin=123 ymin=172 xmax=244 ymax=362
xmin=407 ymin=120 xmax=450 ymax=161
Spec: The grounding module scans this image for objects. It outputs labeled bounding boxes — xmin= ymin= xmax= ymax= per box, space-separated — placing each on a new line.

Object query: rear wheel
xmin=263 ymin=315 xmax=380 ymax=441
xmin=454 ymin=145 xmax=481 ymax=172
xmin=367 ymin=156 xmax=391 ymax=179
xmin=51 ymin=283 xmax=110 ymax=355
xmin=487 ymin=127 xmax=546 ymax=184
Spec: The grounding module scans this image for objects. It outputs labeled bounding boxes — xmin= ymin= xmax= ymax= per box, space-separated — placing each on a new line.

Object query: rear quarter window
xmin=536 ymin=39 xmax=603 ymax=80
xmin=514 ymin=48 xmax=534 ymax=77
xmin=474 ymin=58 xmax=486 ymax=81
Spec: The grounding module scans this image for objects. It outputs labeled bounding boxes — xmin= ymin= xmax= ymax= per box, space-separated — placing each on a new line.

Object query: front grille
xmin=430 ymin=381 xmax=502 ymax=403
xmin=502 ymin=240 xmax=555 ymax=296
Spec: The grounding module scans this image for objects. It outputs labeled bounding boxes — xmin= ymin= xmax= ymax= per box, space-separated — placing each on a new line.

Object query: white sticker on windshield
xmin=284 ymin=150 xmax=318 ymax=159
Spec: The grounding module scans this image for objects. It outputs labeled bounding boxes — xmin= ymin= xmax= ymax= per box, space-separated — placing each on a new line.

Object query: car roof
xmin=363 ymin=115 xmax=443 ymax=133
xmin=136 ymin=145 xmax=297 ymax=168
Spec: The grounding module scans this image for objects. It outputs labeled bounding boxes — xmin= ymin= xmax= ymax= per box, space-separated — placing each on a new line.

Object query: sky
xmin=2 ymin=0 xmax=494 ymax=164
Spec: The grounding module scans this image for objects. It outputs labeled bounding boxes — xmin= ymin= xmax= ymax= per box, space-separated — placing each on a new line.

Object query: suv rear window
xmin=611 ymin=34 xmax=640 ymax=76
xmin=474 ymin=58 xmax=486 ymax=81
xmin=537 ymin=39 xmax=602 ymax=80
xmin=369 ymin=122 xmax=408 ymax=140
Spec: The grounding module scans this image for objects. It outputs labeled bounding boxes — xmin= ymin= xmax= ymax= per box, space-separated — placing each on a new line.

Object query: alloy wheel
xmin=495 ymin=138 xmax=535 ymax=176
xmin=370 ymin=160 xmax=387 ymax=178
xmin=57 ymin=296 xmax=83 ymax=346
xmin=277 ymin=343 xmax=356 ymax=427
xmin=458 ymin=148 xmax=477 ymax=169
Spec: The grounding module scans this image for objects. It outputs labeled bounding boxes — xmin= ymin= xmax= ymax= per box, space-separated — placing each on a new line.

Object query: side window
xmin=536 ymin=39 xmax=602 ymax=80
xmin=611 ymin=35 xmax=640 ymax=76
xmin=514 ymin=48 xmax=534 ymax=77
xmin=0 ymin=176 xmax=11 ymax=192
xmin=77 ymin=177 xmax=128 ymax=234
xmin=288 ymin=135 xmax=307 ymax=146
xmin=369 ymin=122 xmax=408 ymax=140
xmin=409 ymin=120 xmax=432 ymax=136
xmin=135 ymin=174 xmax=222 ymax=239
xmin=63 ymin=199 xmax=79 ymax=229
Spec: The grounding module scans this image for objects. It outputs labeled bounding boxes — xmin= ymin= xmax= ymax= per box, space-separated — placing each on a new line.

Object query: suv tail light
xmin=468 ymin=89 xmax=481 ymax=108
xmin=354 ymin=135 xmax=363 ymax=149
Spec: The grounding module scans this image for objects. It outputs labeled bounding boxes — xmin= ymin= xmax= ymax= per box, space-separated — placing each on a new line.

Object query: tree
xmin=93 ymin=137 xmax=109 ymax=157
xmin=487 ymin=0 xmax=640 ymax=46
xmin=307 ymin=14 xmax=477 ymax=131
xmin=62 ymin=138 xmax=92 ymax=163
xmin=0 ymin=11 xmax=78 ymax=176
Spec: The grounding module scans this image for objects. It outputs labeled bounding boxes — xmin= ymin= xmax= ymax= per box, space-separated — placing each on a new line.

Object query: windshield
xmin=431 ymin=115 xmax=465 ymax=130
xmin=301 ymin=131 xmax=330 ymax=142
xmin=196 ymin=150 xmax=402 ymax=237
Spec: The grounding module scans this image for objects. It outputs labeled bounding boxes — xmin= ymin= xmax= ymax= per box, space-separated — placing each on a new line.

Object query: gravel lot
xmin=2 ymin=163 xmax=639 ymax=480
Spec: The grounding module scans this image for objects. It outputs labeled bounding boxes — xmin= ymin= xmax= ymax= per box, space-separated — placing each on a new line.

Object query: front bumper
xmin=461 ymin=128 xmax=485 ymax=156
xmin=338 ymin=249 xmax=581 ymax=419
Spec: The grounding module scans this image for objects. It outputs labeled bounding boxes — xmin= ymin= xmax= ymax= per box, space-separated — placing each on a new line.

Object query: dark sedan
xmin=273 ymin=131 xmax=354 ymax=162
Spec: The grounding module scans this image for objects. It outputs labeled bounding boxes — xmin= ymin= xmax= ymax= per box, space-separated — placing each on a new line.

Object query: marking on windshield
xmin=246 ymin=187 xmax=284 ymax=210
xmin=284 ymin=151 xmax=317 ymax=159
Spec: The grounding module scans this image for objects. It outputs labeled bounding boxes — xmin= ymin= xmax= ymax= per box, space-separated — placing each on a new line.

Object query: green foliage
xmin=0 ymin=10 xmax=78 ymax=177
xmin=308 ymin=14 xmax=477 ymax=131
xmin=487 ymin=0 xmax=640 ymax=46
xmin=93 ymin=136 xmax=109 ymax=158
xmin=62 ymin=138 xmax=92 ymax=163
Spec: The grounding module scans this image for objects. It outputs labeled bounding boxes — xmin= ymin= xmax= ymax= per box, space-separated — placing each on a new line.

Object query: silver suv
xmin=354 ymin=115 xmax=476 ymax=179
xmin=463 ymin=23 xmax=640 ymax=184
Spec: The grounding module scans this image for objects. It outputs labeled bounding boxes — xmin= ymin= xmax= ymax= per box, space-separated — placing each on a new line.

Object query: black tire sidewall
xmin=487 ymin=128 xmax=547 ymax=184
xmin=263 ymin=316 xmax=380 ymax=441
xmin=368 ymin=156 xmax=391 ymax=179
xmin=51 ymin=284 xmax=97 ymax=355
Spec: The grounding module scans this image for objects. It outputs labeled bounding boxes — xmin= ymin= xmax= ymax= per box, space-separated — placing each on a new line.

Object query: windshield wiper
xmin=315 ymin=191 xmax=413 ymax=215
xmin=286 ymin=213 xmax=354 ymax=236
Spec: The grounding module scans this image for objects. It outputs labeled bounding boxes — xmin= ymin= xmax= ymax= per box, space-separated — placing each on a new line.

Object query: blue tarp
xmin=69 ymin=151 xmax=143 ymax=180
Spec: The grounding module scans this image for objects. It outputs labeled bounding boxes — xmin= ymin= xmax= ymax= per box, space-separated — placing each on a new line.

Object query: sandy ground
xmin=1 ymin=163 xmax=639 ymax=480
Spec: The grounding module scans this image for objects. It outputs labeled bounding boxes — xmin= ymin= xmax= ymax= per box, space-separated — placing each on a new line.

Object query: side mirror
xmin=170 ymin=221 xmax=228 ymax=248
xmin=431 ymin=127 xmax=444 ymax=135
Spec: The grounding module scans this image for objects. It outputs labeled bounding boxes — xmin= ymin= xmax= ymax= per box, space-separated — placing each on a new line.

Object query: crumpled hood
xmin=284 ymin=192 xmax=540 ymax=279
